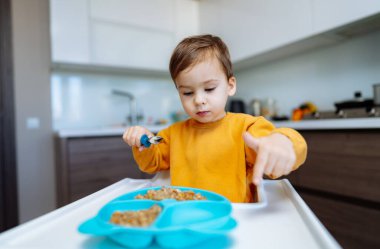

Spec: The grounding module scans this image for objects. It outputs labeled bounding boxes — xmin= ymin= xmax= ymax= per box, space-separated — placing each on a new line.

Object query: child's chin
xmin=194 ymin=116 xmax=214 ymax=123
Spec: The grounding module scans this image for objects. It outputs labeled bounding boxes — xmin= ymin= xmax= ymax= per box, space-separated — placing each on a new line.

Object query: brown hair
xmin=169 ymin=34 xmax=233 ymax=83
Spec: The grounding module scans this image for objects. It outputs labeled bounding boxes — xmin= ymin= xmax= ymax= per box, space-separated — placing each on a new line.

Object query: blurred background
xmin=1 ymin=1 xmax=380 ymax=248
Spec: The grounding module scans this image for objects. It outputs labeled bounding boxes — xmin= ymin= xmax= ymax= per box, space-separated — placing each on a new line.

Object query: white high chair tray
xmin=0 ymin=179 xmax=341 ymax=249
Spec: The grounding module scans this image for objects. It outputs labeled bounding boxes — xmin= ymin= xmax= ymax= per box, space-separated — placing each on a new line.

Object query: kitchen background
xmin=4 ymin=0 xmax=380 ymax=247
xmin=52 ymin=28 xmax=380 ymax=129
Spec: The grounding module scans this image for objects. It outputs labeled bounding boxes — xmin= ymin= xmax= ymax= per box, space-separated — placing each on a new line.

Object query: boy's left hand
xmin=243 ymin=132 xmax=296 ymax=186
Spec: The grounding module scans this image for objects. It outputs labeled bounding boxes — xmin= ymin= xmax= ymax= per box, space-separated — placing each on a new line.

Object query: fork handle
xmin=140 ymin=134 xmax=151 ymax=148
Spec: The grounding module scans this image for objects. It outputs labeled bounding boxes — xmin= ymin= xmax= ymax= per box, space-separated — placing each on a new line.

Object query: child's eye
xmin=205 ymin=87 xmax=216 ymax=92
xmin=183 ymin=92 xmax=193 ymax=96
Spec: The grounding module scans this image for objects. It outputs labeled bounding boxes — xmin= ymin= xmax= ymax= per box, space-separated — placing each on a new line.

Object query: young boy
xmin=123 ymin=34 xmax=307 ymax=203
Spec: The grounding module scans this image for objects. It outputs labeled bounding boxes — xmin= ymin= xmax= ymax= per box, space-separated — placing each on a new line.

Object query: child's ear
xmin=227 ymin=76 xmax=237 ymax=96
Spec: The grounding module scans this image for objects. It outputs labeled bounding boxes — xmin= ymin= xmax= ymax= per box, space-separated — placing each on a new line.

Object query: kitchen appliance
xmin=301 ymin=91 xmax=380 ymax=120
xmin=228 ymin=99 xmax=246 ymax=113
xmin=334 ymin=92 xmax=374 ymax=113
xmin=374 ymin=83 xmax=380 ymax=106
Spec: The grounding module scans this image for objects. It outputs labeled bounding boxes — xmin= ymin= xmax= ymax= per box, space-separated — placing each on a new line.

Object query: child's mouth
xmin=196 ymin=111 xmax=209 ymax=117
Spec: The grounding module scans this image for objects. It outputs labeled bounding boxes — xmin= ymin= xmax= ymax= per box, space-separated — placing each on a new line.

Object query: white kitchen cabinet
xmin=89 ymin=0 xmax=175 ymax=70
xmin=50 ymin=0 xmax=199 ymax=71
xmin=50 ymin=0 xmax=91 ymax=64
xmin=90 ymin=0 xmax=176 ymax=33
xmin=199 ymin=0 xmax=380 ymax=66
xmin=91 ymin=21 xmax=175 ymax=70
xmin=311 ymin=0 xmax=380 ymax=34
xmin=199 ymin=0 xmax=313 ymax=62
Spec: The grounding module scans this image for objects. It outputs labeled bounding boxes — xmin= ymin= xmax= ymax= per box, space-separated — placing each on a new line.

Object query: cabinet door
xmin=90 ymin=0 xmax=175 ymax=32
xmin=300 ymin=192 xmax=380 ymax=249
xmin=89 ymin=0 xmax=176 ymax=70
xmin=199 ymin=0 xmax=313 ymax=62
xmin=51 ymin=0 xmax=198 ymax=70
xmin=297 ymin=131 xmax=380 ymax=203
xmin=311 ymin=0 xmax=380 ymax=34
xmin=91 ymin=21 xmax=175 ymax=70
xmin=67 ymin=136 xmax=150 ymax=202
xmin=50 ymin=0 xmax=90 ymax=64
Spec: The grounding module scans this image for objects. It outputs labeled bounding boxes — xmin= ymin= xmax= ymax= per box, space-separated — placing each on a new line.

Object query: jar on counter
xmin=261 ymin=98 xmax=277 ymax=119
xmin=249 ymin=99 xmax=261 ymax=116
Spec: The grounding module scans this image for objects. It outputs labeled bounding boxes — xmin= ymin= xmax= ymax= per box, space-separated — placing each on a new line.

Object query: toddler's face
xmin=175 ymin=56 xmax=236 ymax=123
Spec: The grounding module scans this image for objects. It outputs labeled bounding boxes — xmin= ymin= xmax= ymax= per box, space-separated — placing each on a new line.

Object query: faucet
xmin=112 ymin=89 xmax=138 ymax=125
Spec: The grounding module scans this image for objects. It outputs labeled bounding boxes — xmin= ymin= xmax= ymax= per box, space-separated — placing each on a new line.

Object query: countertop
xmin=57 ymin=117 xmax=380 ymax=138
xmin=272 ymin=117 xmax=380 ymax=130
xmin=57 ymin=124 xmax=170 ymax=138
xmin=0 ymin=179 xmax=341 ymax=249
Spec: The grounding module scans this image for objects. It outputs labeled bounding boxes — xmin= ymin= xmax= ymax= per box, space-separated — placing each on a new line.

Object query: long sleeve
xmin=132 ymin=128 xmax=171 ymax=174
xmin=245 ymin=116 xmax=307 ymax=171
xmin=129 ymin=113 xmax=307 ymax=203
xmin=272 ymin=127 xmax=307 ymax=170
xmin=245 ymin=116 xmax=277 ymax=166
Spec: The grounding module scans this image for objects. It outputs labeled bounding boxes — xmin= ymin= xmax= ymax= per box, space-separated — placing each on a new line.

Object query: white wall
xmin=12 ymin=0 xmax=55 ymax=223
xmin=52 ymin=71 xmax=183 ymax=130
xmin=234 ymin=30 xmax=380 ymax=116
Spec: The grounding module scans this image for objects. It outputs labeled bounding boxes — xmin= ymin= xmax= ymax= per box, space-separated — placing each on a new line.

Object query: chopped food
xmin=135 ymin=187 xmax=207 ymax=201
xmin=110 ymin=204 xmax=161 ymax=227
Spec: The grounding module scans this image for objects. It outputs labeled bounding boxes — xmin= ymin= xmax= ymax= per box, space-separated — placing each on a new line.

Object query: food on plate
xmin=135 ymin=187 xmax=207 ymax=201
xmin=110 ymin=204 xmax=161 ymax=227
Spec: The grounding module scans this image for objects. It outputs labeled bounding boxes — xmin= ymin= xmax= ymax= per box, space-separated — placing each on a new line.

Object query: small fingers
xmin=122 ymin=127 xmax=133 ymax=146
xmin=122 ymin=126 xmax=151 ymax=150
xmin=264 ymin=156 xmax=277 ymax=176
xmin=276 ymin=150 xmax=296 ymax=177
xmin=269 ymin=153 xmax=295 ymax=178
xmin=283 ymin=157 xmax=295 ymax=175
xmin=133 ymin=129 xmax=142 ymax=147
xmin=253 ymin=145 xmax=268 ymax=186
xmin=243 ymin=132 xmax=259 ymax=152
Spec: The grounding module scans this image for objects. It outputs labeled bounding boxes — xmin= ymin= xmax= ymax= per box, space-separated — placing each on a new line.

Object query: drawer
xmin=296 ymin=130 xmax=380 ymax=203
xmin=67 ymin=136 xmax=127 ymax=154
xmin=56 ymin=136 xmax=152 ymax=204
xmin=300 ymin=191 xmax=380 ymax=249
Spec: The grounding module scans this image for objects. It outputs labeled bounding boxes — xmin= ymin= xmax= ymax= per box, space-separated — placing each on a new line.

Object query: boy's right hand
xmin=123 ymin=126 xmax=154 ymax=152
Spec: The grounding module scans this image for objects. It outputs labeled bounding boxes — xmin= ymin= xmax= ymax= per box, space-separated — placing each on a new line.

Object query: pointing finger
xmin=253 ymin=147 xmax=268 ymax=186
xmin=243 ymin=132 xmax=260 ymax=152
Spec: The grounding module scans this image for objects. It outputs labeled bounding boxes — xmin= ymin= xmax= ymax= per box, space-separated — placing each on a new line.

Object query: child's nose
xmin=194 ymin=92 xmax=206 ymax=105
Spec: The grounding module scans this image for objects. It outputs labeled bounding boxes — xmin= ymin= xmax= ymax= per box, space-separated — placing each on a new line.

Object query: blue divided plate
xmin=110 ymin=186 xmax=230 ymax=203
xmin=78 ymin=187 xmax=237 ymax=248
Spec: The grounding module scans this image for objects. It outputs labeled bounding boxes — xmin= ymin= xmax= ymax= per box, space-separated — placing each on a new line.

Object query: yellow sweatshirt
xmin=132 ymin=112 xmax=307 ymax=203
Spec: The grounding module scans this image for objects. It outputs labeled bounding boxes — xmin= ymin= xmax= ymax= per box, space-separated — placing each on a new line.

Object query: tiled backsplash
xmin=51 ymin=71 xmax=182 ymax=130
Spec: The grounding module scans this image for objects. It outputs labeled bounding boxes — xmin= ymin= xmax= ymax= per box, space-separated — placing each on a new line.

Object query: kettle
xmin=228 ymin=99 xmax=246 ymax=113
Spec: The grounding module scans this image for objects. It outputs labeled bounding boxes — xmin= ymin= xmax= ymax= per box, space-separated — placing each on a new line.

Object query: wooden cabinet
xmin=50 ymin=0 xmax=198 ymax=71
xmin=288 ymin=130 xmax=380 ymax=249
xmin=300 ymin=192 xmax=380 ymax=249
xmin=55 ymin=136 xmax=152 ymax=207
xmin=297 ymin=131 xmax=380 ymax=202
